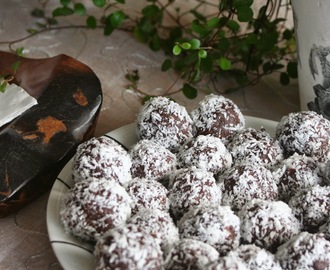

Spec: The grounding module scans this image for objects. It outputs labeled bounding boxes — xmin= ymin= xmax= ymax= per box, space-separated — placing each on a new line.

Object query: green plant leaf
xmin=218 ymin=37 xmax=230 ymax=52
xmin=189 ymin=38 xmax=201 ymax=50
xmin=191 ymin=20 xmax=208 ymax=36
xmin=27 ymin=28 xmax=38 ymax=34
xmin=200 ymin=55 xmax=213 ymax=73
xmin=246 ymin=33 xmax=258 ymax=44
xmin=138 ymin=18 xmax=155 ymax=34
xmin=15 ymin=47 xmax=24 ymax=56
xmin=182 ymin=83 xmax=198 ymax=99
xmin=235 ymin=71 xmax=249 ymax=85
xmin=74 ymin=3 xmax=86 ymax=16
xmin=52 ymin=7 xmax=74 ymax=17
xmin=125 ymin=70 xmax=140 ymax=83
xmin=110 ymin=10 xmax=126 ymax=28
xmin=257 ymin=32 xmax=278 ymax=52
xmin=173 ymin=44 xmax=181 ymax=55
xmin=236 ymin=6 xmax=253 ymax=22
xmin=116 ymin=0 xmax=125 ymax=3
xmin=283 ymin=29 xmax=293 ymax=40
xmin=287 ymin=61 xmax=298 ymax=78
xmin=262 ymin=61 xmax=272 ymax=73
xmin=142 ymin=95 xmax=154 ymax=104
xmin=226 ymin=20 xmax=240 ymax=32
xmin=169 ymin=27 xmax=183 ymax=40
xmin=0 ymin=81 xmax=7 ymax=93
xmin=47 ymin=17 xmax=58 ymax=25
xmin=280 ymin=72 xmax=290 ymax=85
xmin=181 ymin=42 xmax=191 ymax=50
xmin=161 ymin=59 xmax=172 ymax=71
xmin=190 ymin=9 xmax=206 ymax=21
xmin=93 ymin=0 xmax=106 ymax=8
xmin=104 ymin=21 xmax=114 ymax=35
xmin=12 ymin=61 xmax=21 ymax=72
xmin=206 ymin=17 xmax=220 ymax=29
xmin=142 ymin=4 xmax=160 ymax=18
xmin=219 ymin=57 xmax=232 ymax=70
xmin=134 ymin=27 xmax=147 ymax=42
xmin=31 ymin=8 xmax=44 ymax=18
xmin=198 ymin=49 xmax=207 ymax=59
xmin=273 ymin=64 xmax=285 ymax=70
xmin=86 ymin=16 xmax=97 ymax=29
xmin=60 ymin=0 xmax=71 ymax=6
xmin=233 ymin=0 xmax=253 ymax=7
xmin=150 ymin=34 xmax=161 ymax=51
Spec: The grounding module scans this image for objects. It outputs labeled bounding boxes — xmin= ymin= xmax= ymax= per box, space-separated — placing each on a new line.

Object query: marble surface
xmin=0 ymin=1 xmax=299 ymax=269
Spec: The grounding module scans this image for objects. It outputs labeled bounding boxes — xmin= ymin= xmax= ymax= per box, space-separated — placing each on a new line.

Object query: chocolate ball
xmin=191 ymin=94 xmax=245 ymax=144
xmin=238 ymin=199 xmax=301 ymax=252
xmin=228 ymin=127 xmax=283 ymax=168
xmin=94 ymin=223 xmax=163 ymax=270
xmin=126 ymin=178 xmax=170 ymax=216
xmin=168 ymin=167 xmax=221 ymax=220
xmin=288 ymin=185 xmax=330 ymax=231
xmin=177 ymin=135 xmax=232 ymax=174
xmin=275 ymin=111 xmax=330 ymax=163
xmin=178 ymin=204 xmax=240 ymax=255
xmin=60 ymin=178 xmax=132 ymax=241
xmin=130 ymin=139 xmax=176 ymax=181
xmin=276 ymin=232 xmax=330 ymax=270
xmin=72 ymin=136 xmax=132 ymax=186
xmin=218 ymin=163 xmax=278 ymax=211
xmin=164 ymin=239 xmax=219 ymax=270
xmin=137 ymin=96 xmax=194 ymax=152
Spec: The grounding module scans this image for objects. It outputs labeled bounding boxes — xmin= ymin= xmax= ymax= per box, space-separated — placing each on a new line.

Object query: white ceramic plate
xmin=46 ymin=116 xmax=278 ymax=270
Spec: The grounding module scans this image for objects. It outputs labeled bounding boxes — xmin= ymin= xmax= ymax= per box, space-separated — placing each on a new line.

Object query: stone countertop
xmin=0 ymin=1 xmax=300 ymax=269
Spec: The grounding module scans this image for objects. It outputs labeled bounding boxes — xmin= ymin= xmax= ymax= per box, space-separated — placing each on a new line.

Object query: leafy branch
xmin=0 ymin=48 xmax=24 ymax=93
xmin=0 ymin=0 xmax=297 ymax=99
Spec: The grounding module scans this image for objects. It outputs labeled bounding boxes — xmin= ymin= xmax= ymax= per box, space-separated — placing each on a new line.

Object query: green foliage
xmin=25 ymin=0 xmax=296 ymax=98
xmin=0 ymin=48 xmax=23 ymax=93
xmin=182 ymin=83 xmax=198 ymax=99
xmin=0 ymin=80 xmax=8 ymax=93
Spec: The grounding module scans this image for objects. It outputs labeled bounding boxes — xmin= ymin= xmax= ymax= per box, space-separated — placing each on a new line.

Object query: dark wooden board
xmin=0 ymin=51 xmax=103 ymax=217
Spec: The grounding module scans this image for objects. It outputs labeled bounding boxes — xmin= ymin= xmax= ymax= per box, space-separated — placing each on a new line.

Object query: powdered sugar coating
xmin=136 ymin=96 xmax=194 ymax=152
xmin=128 ymin=208 xmax=179 ymax=253
xmin=94 ymin=223 xmax=163 ymax=270
xmin=288 ymin=185 xmax=330 ymax=231
xmin=276 ymin=232 xmax=330 ymax=270
xmin=72 ymin=136 xmax=132 ymax=186
xmin=126 ymin=178 xmax=170 ymax=216
xmin=130 ymin=139 xmax=177 ymax=181
xmin=225 ymin=244 xmax=282 ymax=270
xmin=206 ymin=256 xmax=249 ymax=270
xmin=218 ymin=163 xmax=278 ymax=211
xmin=168 ymin=167 xmax=221 ymax=220
xmin=164 ymin=238 xmax=219 ymax=270
xmin=178 ymin=204 xmax=240 ymax=255
xmin=228 ymin=127 xmax=283 ymax=168
xmin=321 ymin=160 xmax=330 ymax=185
xmin=60 ymin=178 xmax=132 ymax=241
xmin=191 ymin=94 xmax=245 ymax=144
xmin=177 ymin=135 xmax=233 ymax=174
xmin=319 ymin=220 xmax=330 ymax=240
xmin=273 ymin=153 xmax=324 ymax=201
xmin=238 ymin=199 xmax=301 ymax=252
xmin=275 ymin=111 xmax=330 ymax=163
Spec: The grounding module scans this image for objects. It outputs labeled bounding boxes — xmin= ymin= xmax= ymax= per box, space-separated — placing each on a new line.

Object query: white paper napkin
xmin=0 ymin=83 xmax=38 ymax=127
